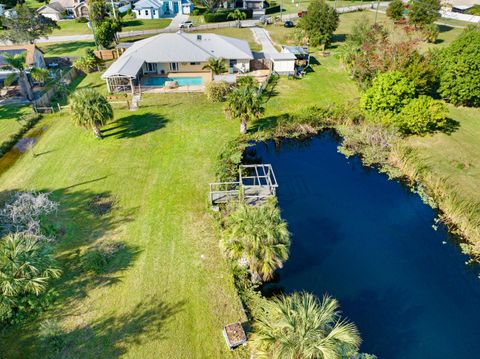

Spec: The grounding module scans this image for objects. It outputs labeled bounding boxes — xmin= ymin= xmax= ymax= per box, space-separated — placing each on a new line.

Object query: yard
xmin=266 ymin=10 xmax=464 ymax=49
xmin=0 ymin=104 xmax=32 ymax=143
xmin=49 ymin=17 xmax=172 ymax=37
xmin=0 ymin=73 xmax=245 ymax=358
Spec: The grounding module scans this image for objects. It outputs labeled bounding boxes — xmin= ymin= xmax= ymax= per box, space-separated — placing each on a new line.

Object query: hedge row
xmin=265 ymin=5 xmax=281 ymax=14
xmin=0 ymin=113 xmax=41 ymax=158
xmin=203 ymin=9 xmax=253 ymax=23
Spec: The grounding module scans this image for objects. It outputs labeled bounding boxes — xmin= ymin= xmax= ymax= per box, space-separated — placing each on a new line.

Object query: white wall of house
xmin=134 ymin=1 xmax=192 ymax=18
xmin=39 ymin=11 xmax=62 ymax=21
xmin=232 ymin=59 xmax=250 ymax=73
xmin=142 ymin=60 xmax=250 ymax=75
xmin=272 ymin=59 xmax=295 ymax=74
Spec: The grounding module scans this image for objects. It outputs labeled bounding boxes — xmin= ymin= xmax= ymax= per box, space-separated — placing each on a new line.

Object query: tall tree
xmin=298 ymin=0 xmax=339 ymax=48
xmin=0 ymin=233 xmax=61 ymax=322
xmin=2 ymin=52 xmax=33 ymax=101
xmin=224 ymin=84 xmax=264 ymax=134
xmin=202 ymin=57 xmax=227 ymax=75
xmin=386 ymin=0 xmax=405 ymax=21
xmin=250 ymin=292 xmax=362 ymax=358
xmin=70 ymin=88 xmax=113 ymax=138
xmin=95 ymin=17 xmax=121 ymax=49
xmin=0 ymin=5 xmax=59 ymax=44
xmin=437 ymin=26 xmax=480 ymax=107
xmin=408 ymin=0 xmax=440 ymax=27
xmin=222 ymin=201 xmax=290 ymax=282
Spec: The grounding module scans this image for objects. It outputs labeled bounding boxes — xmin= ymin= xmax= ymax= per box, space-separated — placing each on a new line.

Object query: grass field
xmin=0 ymin=74 xmax=246 ymax=358
xmin=266 ymin=10 xmax=463 ymax=49
xmin=38 ymin=41 xmax=96 ymax=58
xmin=49 ymin=18 xmax=172 ymax=37
xmin=0 ymin=105 xmax=32 ymax=143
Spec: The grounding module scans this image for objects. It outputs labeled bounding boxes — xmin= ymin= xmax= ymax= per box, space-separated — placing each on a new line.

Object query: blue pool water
xmin=143 ymin=76 xmax=203 ymax=87
xmin=249 ymin=133 xmax=480 ymax=359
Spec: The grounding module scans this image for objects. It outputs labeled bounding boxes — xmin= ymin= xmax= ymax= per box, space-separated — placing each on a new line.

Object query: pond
xmin=248 ymin=133 xmax=480 ymax=359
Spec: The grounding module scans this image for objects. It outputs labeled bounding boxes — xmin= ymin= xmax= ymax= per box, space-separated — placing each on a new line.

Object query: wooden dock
xmin=208 ymin=164 xmax=278 ymax=206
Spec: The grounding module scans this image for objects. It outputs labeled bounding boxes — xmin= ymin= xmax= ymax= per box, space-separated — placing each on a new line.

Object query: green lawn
xmin=0 ymin=104 xmax=32 ymax=143
xmin=38 ymin=41 xmax=97 ymax=58
xmin=266 ymin=10 xmax=463 ymax=49
xmin=0 ymin=73 xmax=245 ymax=358
xmin=49 ymin=18 xmax=172 ymax=37
xmin=50 ymin=20 xmax=92 ymax=36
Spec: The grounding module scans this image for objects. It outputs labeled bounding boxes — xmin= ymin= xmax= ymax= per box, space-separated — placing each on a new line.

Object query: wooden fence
xmin=33 ymin=67 xmax=80 ymax=108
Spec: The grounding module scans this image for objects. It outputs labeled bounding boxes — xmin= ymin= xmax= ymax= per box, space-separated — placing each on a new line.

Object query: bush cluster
xmin=204 ymin=9 xmax=252 ymax=22
xmin=205 ymin=81 xmax=231 ymax=102
xmin=265 ymin=5 xmax=281 ymax=14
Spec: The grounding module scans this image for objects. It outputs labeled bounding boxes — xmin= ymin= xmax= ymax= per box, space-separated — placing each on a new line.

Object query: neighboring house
xmin=133 ymin=0 xmax=194 ymax=18
xmin=0 ymin=45 xmax=46 ymax=84
xmin=102 ymin=32 xmax=254 ymax=93
xmin=37 ymin=0 xmax=89 ymax=20
xmin=441 ymin=0 xmax=480 ymax=11
xmin=242 ymin=0 xmax=264 ymax=10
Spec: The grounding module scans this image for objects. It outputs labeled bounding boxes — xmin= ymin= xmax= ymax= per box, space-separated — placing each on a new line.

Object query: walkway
xmin=250 ymin=27 xmax=278 ymax=54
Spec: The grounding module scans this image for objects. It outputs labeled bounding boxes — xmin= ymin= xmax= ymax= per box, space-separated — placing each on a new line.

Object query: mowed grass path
xmin=0 ymin=76 xmax=244 ymax=358
xmin=0 ymin=105 xmax=31 ymax=143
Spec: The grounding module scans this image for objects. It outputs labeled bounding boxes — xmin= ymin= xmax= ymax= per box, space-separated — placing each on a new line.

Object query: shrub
xmin=191 ymin=7 xmax=207 ymax=15
xmin=204 ymin=9 xmax=252 ymax=22
xmin=73 ymin=49 xmax=101 ymax=73
xmin=360 ymin=71 xmax=416 ymax=117
xmin=386 ymin=0 xmax=404 ymax=21
xmin=422 ymin=23 xmax=439 ymax=43
xmin=236 ymin=76 xmax=257 ymax=88
xmin=76 ymin=16 xmax=88 ymax=23
xmin=396 ymin=96 xmax=448 ymax=134
xmin=265 ymin=5 xmax=281 ymax=14
xmin=215 ymin=137 xmax=248 ymax=182
xmin=408 ymin=0 xmax=441 ymax=27
xmin=83 ymin=240 xmax=125 ymax=273
xmin=437 ymin=26 xmax=480 ymax=107
xmin=205 ymin=81 xmax=231 ymax=102
xmin=402 ymin=52 xmax=437 ymax=95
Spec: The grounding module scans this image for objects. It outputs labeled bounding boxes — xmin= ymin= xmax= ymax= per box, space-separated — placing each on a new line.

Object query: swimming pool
xmin=143 ymin=76 xmax=204 ymax=87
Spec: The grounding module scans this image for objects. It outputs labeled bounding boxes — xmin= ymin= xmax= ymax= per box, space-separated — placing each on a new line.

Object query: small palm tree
xmin=227 ymin=9 xmax=247 ymax=28
xmin=70 ymin=88 xmax=113 ymax=138
xmin=251 ymin=292 xmax=362 ymax=359
xmin=3 ymin=53 xmax=34 ymax=101
xmin=222 ymin=201 xmax=290 ymax=282
xmin=0 ymin=233 xmax=61 ymax=320
xmin=224 ymin=84 xmax=264 ymax=134
xmin=202 ymin=57 xmax=227 ymax=75
xmin=30 ymin=67 xmax=50 ymax=86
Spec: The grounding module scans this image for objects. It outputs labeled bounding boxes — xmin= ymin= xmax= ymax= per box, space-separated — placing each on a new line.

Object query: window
xmin=170 ymin=63 xmax=178 ymax=71
xmin=153 ymin=10 xmax=156 ymax=15
xmin=145 ymin=63 xmax=157 ymax=73
xmin=189 ymin=62 xmax=200 ymax=66
xmin=145 ymin=10 xmax=149 ymax=15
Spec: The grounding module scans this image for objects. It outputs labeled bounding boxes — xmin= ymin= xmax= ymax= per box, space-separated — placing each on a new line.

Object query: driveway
xmin=250 ymin=27 xmax=278 ymax=54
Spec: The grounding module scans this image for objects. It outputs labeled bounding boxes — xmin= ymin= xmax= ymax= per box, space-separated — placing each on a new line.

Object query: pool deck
xmin=141 ymin=85 xmax=205 ymax=93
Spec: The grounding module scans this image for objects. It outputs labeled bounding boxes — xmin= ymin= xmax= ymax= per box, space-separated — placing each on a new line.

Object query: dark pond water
xmin=249 ymin=133 xmax=480 ymax=359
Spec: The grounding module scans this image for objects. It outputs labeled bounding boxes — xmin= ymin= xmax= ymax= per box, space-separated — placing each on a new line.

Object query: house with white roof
xmin=101 ymin=32 xmax=254 ymax=93
xmin=133 ymin=0 xmax=193 ymax=18
xmin=37 ymin=0 xmax=89 ymax=20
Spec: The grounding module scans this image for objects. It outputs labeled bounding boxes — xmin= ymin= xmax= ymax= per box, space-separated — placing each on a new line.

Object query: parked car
xmin=284 ymin=20 xmax=294 ymax=28
xmin=179 ymin=20 xmax=193 ymax=29
xmin=260 ymin=15 xmax=273 ymax=24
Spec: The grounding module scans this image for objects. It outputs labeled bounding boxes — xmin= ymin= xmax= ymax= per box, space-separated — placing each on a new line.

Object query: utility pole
xmin=334 ymin=0 xmax=337 ymax=10
xmin=111 ymin=0 xmax=117 ymax=19
xmin=280 ymin=0 xmax=284 ymax=22
xmin=374 ymin=0 xmax=380 ymax=24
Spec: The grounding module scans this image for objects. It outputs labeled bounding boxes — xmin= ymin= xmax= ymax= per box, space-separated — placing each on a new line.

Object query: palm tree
xmin=250 ymin=292 xmax=362 ymax=359
xmin=222 ymin=201 xmax=290 ymax=282
xmin=30 ymin=67 xmax=50 ymax=86
xmin=224 ymin=84 xmax=264 ymax=134
xmin=227 ymin=9 xmax=247 ymax=28
xmin=0 ymin=233 xmax=61 ymax=320
xmin=3 ymin=53 xmax=34 ymax=101
xmin=202 ymin=57 xmax=227 ymax=75
xmin=70 ymin=88 xmax=113 ymax=138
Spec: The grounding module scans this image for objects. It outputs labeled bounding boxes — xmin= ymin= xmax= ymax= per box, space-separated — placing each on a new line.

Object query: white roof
xmin=266 ymin=52 xmax=296 ymax=61
xmin=102 ymin=32 xmax=253 ymax=79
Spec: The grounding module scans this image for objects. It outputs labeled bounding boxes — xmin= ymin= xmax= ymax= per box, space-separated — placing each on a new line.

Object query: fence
xmin=33 ymin=67 xmax=80 ymax=108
